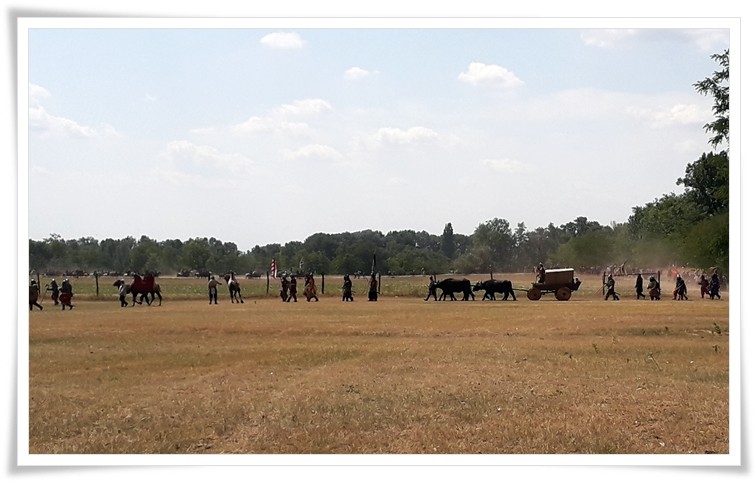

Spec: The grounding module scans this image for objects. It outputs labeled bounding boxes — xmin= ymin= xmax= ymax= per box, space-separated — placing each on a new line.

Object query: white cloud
xmin=481 ymin=158 xmax=533 ymax=174
xmin=29 ymin=104 xmax=98 ymax=138
xmin=159 ymin=140 xmax=257 ymax=178
xmin=29 ymin=83 xmax=50 ymax=106
xmin=260 ymin=32 xmax=304 ymax=49
xmin=580 ymin=29 xmax=638 ymax=48
xmin=458 ymin=62 xmax=524 ymax=89
xmin=282 ymin=143 xmax=344 ymax=162
xmin=374 ymin=126 xmax=440 ymax=145
xmin=232 ymin=116 xmax=310 ymax=136
xmin=626 ymin=103 xmax=707 ymax=127
xmin=344 ymin=67 xmax=375 ymax=81
xmin=275 ymin=98 xmax=333 ymax=117
xmin=28 ymin=82 xmax=119 ymax=138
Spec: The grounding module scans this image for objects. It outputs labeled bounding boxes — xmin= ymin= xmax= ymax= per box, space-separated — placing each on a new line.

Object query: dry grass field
xmin=26 ymin=273 xmax=730 ymax=456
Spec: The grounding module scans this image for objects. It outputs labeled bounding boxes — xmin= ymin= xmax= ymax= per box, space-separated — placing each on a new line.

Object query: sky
xmin=21 ymin=17 xmax=734 ymax=251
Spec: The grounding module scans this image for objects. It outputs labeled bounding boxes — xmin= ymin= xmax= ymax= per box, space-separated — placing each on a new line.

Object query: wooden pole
xmin=95 ymin=271 xmax=100 ymax=297
xmin=321 ymin=273 xmax=325 ymax=294
xmin=266 ymin=271 xmax=270 ymax=296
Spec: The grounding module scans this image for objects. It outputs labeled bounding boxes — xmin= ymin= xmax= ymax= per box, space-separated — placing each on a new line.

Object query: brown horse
xmin=129 ymin=273 xmax=163 ymax=306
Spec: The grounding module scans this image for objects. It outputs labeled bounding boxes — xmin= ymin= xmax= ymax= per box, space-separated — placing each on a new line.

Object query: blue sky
xmin=22 ymin=18 xmax=733 ymax=250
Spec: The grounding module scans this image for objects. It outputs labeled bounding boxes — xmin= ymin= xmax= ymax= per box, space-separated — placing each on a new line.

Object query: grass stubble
xmin=26 ymin=275 xmax=729 ymax=456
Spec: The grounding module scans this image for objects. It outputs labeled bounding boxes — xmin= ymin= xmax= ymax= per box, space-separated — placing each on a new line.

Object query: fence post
xmin=266 ymin=271 xmax=270 ymax=296
xmin=321 ymin=273 xmax=325 ymax=294
xmin=95 ymin=271 xmax=99 ymax=297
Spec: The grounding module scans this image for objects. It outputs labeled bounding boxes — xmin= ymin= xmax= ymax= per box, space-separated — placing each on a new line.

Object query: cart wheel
xmin=527 ymin=288 xmax=542 ymax=301
xmin=555 ymin=287 xmax=572 ymax=301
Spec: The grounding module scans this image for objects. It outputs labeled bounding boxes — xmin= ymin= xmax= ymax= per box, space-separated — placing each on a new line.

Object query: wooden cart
xmin=526 ymin=268 xmax=582 ymax=301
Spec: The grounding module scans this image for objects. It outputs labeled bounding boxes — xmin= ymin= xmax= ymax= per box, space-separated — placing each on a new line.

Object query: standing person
xmin=207 ymin=275 xmax=220 ymax=304
xmin=647 ymin=276 xmax=661 ymax=300
xmin=29 ymin=280 xmax=43 ymax=311
xmin=709 ymin=273 xmax=721 ymax=299
xmin=342 ymin=274 xmax=353 ymax=302
xmin=46 ymin=278 xmax=59 ymax=305
xmin=635 ymin=274 xmax=646 ymax=299
xmin=368 ymin=273 xmax=379 ymax=301
xmin=59 ymin=278 xmax=74 ymax=309
xmin=287 ymin=275 xmax=298 ymax=302
xmin=604 ymin=274 xmax=620 ymax=301
xmin=424 ymin=276 xmax=437 ymax=301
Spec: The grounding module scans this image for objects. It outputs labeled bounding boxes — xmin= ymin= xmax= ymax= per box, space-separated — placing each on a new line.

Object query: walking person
xmin=424 ymin=276 xmax=437 ymax=301
xmin=673 ymin=275 xmax=689 ymax=300
xmin=647 ymin=276 xmax=661 ymax=300
xmin=287 ymin=275 xmax=298 ymax=302
xmin=604 ymin=274 xmax=620 ymax=301
xmin=368 ymin=273 xmax=379 ymax=301
xmin=698 ymin=274 xmax=710 ymax=299
xmin=635 ymin=274 xmax=646 ymax=300
xmin=29 ymin=280 xmax=43 ymax=311
xmin=303 ymin=273 xmax=319 ymax=302
xmin=207 ymin=275 xmax=220 ymax=304
xmin=59 ymin=278 xmax=74 ymax=309
xmin=342 ymin=274 xmax=354 ymax=302
xmin=46 ymin=278 xmax=59 ymax=305
xmin=709 ymin=273 xmax=721 ymax=299
xmin=117 ymin=279 xmax=129 ymax=307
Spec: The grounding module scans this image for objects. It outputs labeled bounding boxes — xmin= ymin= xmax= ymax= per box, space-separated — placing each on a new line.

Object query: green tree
xmin=441 ymin=222 xmax=455 ymax=258
xmin=693 ymin=49 xmax=729 ymax=150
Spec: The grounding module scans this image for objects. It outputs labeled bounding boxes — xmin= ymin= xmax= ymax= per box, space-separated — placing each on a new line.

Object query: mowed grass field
xmin=26 ymin=273 xmax=730 ymax=455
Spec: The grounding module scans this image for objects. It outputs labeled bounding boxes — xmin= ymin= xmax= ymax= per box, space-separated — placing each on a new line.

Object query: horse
xmin=222 ymin=273 xmax=244 ymax=303
xmin=129 ymin=273 xmax=163 ymax=306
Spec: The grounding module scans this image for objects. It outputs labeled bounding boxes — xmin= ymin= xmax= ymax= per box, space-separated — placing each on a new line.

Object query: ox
xmin=472 ymin=279 xmax=517 ymax=301
xmin=434 ymin=278 xmax=475 ymax=301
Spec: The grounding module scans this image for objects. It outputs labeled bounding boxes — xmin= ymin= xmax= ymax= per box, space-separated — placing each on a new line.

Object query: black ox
xmin=473 ymin=279 xmax=517 ymax=301
xmin=434 ymin=278 xmax=475 ymax=301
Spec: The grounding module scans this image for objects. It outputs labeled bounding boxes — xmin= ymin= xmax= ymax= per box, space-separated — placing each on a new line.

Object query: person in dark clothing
xmin=287 ymin=275 xmax=298 ymax=302
xmin=647 ymin=276 xmax=661 ymax=300
xmin=698 ymin=274 xmax=710 ymax=299
xmin=424 ymin=276 xmax=437 ymax=301
xmin=536 ymin=263 xmax=546 ymax=284
xmin=635 ymin=274 xmax=646 ymax=299
xmin=46 ymin=278 xmax=59 ymax=305
xmin=604 ymin=274 xmax=619 ymax=301
xmin=674 ymin=275 xmax=689 ymax=300
xmin=709 ymin=273 xmax=721 ymax=299
xmin=29 ymin=280 xmax=43 ymax=310
xmin=342 ymin=275 xmax=353 ymax=302
xmin=368 ymin=273 xmax=379 ymax=301
xmin=59 ymin=278 xmax=74 ymax=309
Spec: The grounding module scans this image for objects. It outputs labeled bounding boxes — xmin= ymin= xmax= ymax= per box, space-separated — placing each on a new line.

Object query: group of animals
xmin=113 ymin=272 xmax=244 ymax=306
xmin=430 ymin=278 xmax=518 ymax=301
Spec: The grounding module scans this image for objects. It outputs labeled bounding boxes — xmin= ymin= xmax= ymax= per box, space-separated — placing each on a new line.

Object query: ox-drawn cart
xmin=526 ymin=268 xmax=581 ymax=301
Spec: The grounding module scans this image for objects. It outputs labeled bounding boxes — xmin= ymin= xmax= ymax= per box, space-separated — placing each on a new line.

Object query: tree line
xmin=28 ymin=50 xmax=729 ymax=278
